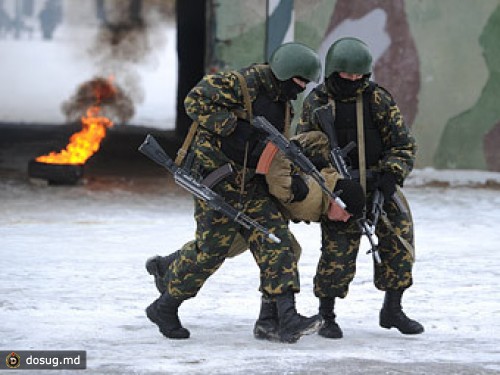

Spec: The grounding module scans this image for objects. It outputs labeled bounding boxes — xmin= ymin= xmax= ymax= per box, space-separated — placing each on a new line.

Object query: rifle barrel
xmin=139 ymin=134 xmax=281 ymax=244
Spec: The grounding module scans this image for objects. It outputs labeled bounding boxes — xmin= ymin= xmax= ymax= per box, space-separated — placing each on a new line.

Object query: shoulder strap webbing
xmin=284 ymin=102 xmax=291 ymax=138
xmin=232 ymin=71 xmax=253 ymax=200
xmin=233 ymin=71 xmax=253 ymax=122
xmin=175 ymin=120 xmax=199 ymax=166
xmin=356 ymin=93 xmax=366 ymax=193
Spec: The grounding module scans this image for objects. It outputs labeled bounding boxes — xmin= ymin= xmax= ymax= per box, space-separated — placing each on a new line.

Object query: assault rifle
xmin=314 ymin=106 xmax=383 ymax=264
xmin=313 ymin=106 xmax=355 ymax=180
xmin=138 ymin=134 xmax=281 ymax=244
xmin=253 ymin=115 xmax=346 ymax=210
xmin=319 ymin=111 xmax=355 ymax=181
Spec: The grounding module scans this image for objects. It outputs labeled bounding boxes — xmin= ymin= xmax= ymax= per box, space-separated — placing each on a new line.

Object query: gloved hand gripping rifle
xmin=252 ymin=115 xmax=346 ymax=210
xmin=138 ymin=134 xmax=281 ymax=244
xmin=314 ymin=106 xmax=383 ymax=264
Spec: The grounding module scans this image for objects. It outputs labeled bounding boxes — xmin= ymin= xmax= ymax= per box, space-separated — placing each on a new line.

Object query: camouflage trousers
xmin=314 ymin=189 xmax=415 ymax=299
xmin=166 ymin=231 xmax=301 ymax=277
xmin=167 ymin=178 xmax=300 ymax=300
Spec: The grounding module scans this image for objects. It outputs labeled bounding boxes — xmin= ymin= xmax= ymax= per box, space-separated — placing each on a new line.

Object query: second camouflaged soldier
xmin=297 ymin=37 xmax=424 ymax=339
xmin=146 ymin=42 xmax=323 ymax=343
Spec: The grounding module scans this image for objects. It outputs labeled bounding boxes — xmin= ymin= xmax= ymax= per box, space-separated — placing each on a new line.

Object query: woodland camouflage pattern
xmin=167 ymin=64 xmax=301 ymax=300
xmin=159 ymin=232 xmax=302 ymax=290
xmin=315 ymin=189 xmax=415 ymax=298
xmin=297 ymin=81 xmax=417 ymax=298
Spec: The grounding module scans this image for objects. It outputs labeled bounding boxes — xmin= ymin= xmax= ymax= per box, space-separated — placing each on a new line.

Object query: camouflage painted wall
xmin=211 ymin=0 xmax=500 ymax=171
xmin=207 ymin=0 xmax=267 ymax=72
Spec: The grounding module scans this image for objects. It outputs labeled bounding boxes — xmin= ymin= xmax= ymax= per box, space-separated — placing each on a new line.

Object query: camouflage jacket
xmin=297 ymin=81 xmax=417 ymax=185
xmin=184 ymin=64 xmax=292 ymax=176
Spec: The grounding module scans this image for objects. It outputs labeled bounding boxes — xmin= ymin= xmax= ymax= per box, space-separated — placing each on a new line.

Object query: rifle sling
xmin=386 ymin=188 xmax=415 ymax=262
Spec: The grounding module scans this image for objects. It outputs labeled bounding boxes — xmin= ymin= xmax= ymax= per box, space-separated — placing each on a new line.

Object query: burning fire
xmin=36 ymin=78 xmax=116 ymax=165
xmin=36 ymin=107 xmax=113 ymax=165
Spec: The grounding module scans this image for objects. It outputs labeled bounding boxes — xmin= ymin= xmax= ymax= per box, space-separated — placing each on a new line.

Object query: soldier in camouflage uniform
xmin=146 ymin=42 xmax=323 ymax=343
xmin=297 ymin=37 xmax=424 ymax=339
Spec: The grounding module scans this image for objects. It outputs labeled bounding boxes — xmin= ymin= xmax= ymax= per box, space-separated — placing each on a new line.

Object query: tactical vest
xmin=220 ymin=92 xmax=287 ymax=168
xmin=333 ymin=85 xmax=383 ymax=170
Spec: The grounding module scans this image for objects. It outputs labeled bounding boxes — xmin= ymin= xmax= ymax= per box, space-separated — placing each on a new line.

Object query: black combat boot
xmin=275 ymin=291 xmax=323 ymax=343
xmin=146 ymin=292 xmax=190 ymax=339
xmin=318 ymin=297 xmax=343 ymax=339
xmin=253 ymin=295 xmax=280 ymax=341
xmin=145 ymin=250 xmax=180 ymax=294
xmin=379 ymin=290 xmax=424 ymax=334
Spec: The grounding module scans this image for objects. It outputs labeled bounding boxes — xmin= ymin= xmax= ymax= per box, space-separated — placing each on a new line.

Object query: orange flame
xmin=36 ymin=107 xmax=113 ymax=165
xmin=36 ymin=78 xmax=116 ymax=165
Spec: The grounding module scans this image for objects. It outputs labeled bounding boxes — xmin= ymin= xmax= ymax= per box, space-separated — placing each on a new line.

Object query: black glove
xmin=309 ymin=155 xmax=330 ymax=170
xmin=377 ymin=172 xmax=398 ymax=200
xmin=290 ymin=175 xmax=309 ymax=203
xmin=334 ymin=179 xmax=365 ymax=218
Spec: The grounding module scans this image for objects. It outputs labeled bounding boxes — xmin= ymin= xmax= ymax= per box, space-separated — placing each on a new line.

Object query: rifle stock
xmin=138 ymin=134 xmax=175 ymax=170
xmin=253 ymin=115 xmax=346 ymax=209
xmin=138 ymin=134 xmax=280 ymax=244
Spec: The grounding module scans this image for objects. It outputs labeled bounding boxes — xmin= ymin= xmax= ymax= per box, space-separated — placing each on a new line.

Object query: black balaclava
xmin=326 ymin=72 xmax=369 ymax=100
xmin=278 ymin=78 xmax=306 ymax=101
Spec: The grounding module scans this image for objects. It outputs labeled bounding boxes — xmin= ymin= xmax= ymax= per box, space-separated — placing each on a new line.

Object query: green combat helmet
xmin=269 ymin=42 xmax=322 ymax=83
xmin=325 ymin=37 xmax=373 ymax=78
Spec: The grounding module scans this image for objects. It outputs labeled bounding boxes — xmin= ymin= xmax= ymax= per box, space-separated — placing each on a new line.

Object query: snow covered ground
xmin=1 ymin=169 xmax=499 ymax=374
